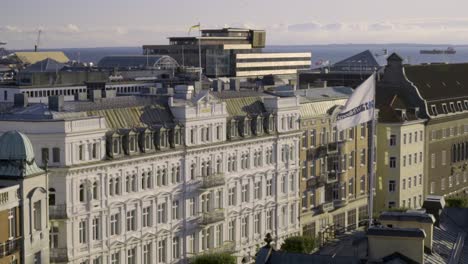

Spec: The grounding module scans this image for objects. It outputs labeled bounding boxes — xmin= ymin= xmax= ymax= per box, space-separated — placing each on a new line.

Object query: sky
xmin=2 ymin=0 xmax=468 ymax=49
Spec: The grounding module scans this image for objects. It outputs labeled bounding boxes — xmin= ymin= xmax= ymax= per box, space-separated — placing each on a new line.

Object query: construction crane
xmin=34 ymin=30 xmax=42 ymax=52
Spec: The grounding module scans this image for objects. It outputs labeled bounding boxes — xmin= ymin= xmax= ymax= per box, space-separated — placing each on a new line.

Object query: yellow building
xmin=297 ymin=87 xmax=371 ymax=238
xmin=375 ymin=96 xmax=425 ymax=212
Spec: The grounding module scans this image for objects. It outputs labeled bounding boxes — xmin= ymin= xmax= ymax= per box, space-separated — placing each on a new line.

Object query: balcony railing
xmin=49 ymin=204 xmax=67 ymax=219
xmin=333 ymin=199 xmax=348 ymax=208
xmin=205 ymin=241 xmax=236 ymax=254
xmin=50 ymin=248 xmax=69 ymax=262
xmin=199 ymin=174 xmax=225 ymax=190
xmin=0 ymin=238 xmax=21 ymax=257
xmin=198 ymin=209 xmax=225 ymax=226
xmin=319 ymin=202 xmax=334 ymax=213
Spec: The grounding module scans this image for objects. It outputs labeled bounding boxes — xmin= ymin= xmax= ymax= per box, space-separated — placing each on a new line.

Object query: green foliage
xmin=446 ymin=198 xmax=468 ymax=208
xmin=281 ymin=236 xmax=317 ymax=254
xmin=190 ymin=252 xmax=236 ymax=264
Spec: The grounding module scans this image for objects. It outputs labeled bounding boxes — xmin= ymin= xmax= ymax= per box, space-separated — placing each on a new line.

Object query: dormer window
xmin=449 ymin=102 xmax=456 ymax=113
xmin=170 ymin=124 xmax=183 ymax=147
xmin=161 ymin=131 xmax=167 ymax=148
xmin=243 ymin=117 xmax=251 ymax=137
xmin=289 ymin=116 xmax=294 ymax=129
xmin=129 ymin=136 xmax=136 ymax=152
xmin=113 ymin=139 xmax=120 ymax=154
xmin=431 ymin=105 xmax=438 ymax=116
xmin=265 ymin=114 xmax=275 ymax=133
xmin=457 ymin=101 xmax=463 ymax=112
xmin=155 ymin=127 xmax=168 ymax=149
xmin=229 ymin=119 xmax=238 ymax=139
xmin=145 ymin=134 xmax=152 ymax=149
xmin=464 ymin=100 xmax=468 ymax=110
xmin=442 ymin=104 xmax=448 ymax=114
xmin=255 ymin=116 xmax=263 ymax=136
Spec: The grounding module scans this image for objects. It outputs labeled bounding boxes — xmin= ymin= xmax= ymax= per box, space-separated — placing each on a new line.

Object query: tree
xmin=280 ymin=236 xmax=317 ymax=254
xmin=446 ymin=197 xmax=468 ymax=208
xmin=190 ymin=252 xmax=236 ymax=264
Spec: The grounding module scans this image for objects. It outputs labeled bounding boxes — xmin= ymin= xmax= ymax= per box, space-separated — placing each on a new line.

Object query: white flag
xmin=336 ymin=74 xmax=375 ymax=131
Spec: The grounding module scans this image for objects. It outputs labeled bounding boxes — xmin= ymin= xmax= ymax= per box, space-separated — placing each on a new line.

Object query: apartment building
xmin=0 ymin=131 xmax=50 ymax=263
xmin=0 ymin=87 xmax=302 ymax=264
xmin=375 ymin=98 xmax=425 ymax=211
xmin=378 ymin=53 xmax=468 ymax=197
xmin=296 ymin=87 xmax=370 ymax=237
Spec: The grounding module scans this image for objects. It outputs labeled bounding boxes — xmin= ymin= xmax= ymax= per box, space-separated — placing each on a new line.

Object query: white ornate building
xmin=0 ymin=86 xmax=302 ymax=264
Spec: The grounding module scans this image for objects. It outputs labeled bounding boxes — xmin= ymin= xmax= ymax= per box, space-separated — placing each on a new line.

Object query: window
xmin=48 ymin=188 xmax=56 ymax=206
xmin=41 ymin=147 xmax=49 ymax=165
xmin=442 ymin=150 xmax=446 ymax=165
xmin=158 ymin=239 xmax=167 ymax=263
xmin=187 ymin=234 xmax=195 ymax=254
xmin=430 ymin=182 xmax=435 ymax=194
xmin=172 ymin=237 xmax=180 ymax=259
xmin=389 ymin=135 xmax=396 ymax=146
xmin=143 ymin=243 xmax=152 ymax=264
xmin=157 ymin=203 xmax=167 ymax=224
xmin=52 ymin=147 xmax=60 ymax=163
xmin=409 ymin=132 xmax=412 ymax=143
xmin=127 ymin=247 xmax=136 ymax=264
xmin=389 ymin=180 xmax=396 ymax=192
xmin=431 ymin=153 xmax=436 ymax=169
xmin=431 ymin=105 xmax=438 ymax=115
xmin=33 ymin=201 xmax=41 ymax=231
xmin=420 ymin=131 xmax=423 ymax=141
xmin=266 ymin=179 xmax=273 ymax=196
xmin=111 ymin=253 xmax=120 ymax=264
xmin=79 ymin=145 xmax=84 ymax=161
xmin=188 ymin=198 xmax=195 ymax=217
xmin=408 ymin=154 xmax=412 ymax=165
xmin=442 ymin=103 xmax=448 ymax=114
xmin=310 ymin=129 xmax=316 ymax=147
xmin=92 ymin=143 xmax=98 ymax=159
xmin=241 ymin=216 xmax=249 ymax=238
xmin=403 ymin=155 xmax=406 ymax=167
xmin=50 ymin=225 xmax=58 ymax=249
xmin=389 ymin=157 xmax=396 ymax=168
xmin=126 ymin=209 xmax=136 ymax=231
xmin=241 ymin=184 xmax=249 ymax=202
xmin=361 ymin=123 xmax=366 ymax=138
xmin=79 ymin=219 xmax=87 ymax=243
xmin=92 ymin=217 xmax=100 ymax=240
xmin=403 ymin=134 xmax=407 ymax=144
xmin=172 ymin=200 xmax=180 ymax=220
xmin=408 ymin=177 xmax=412 ymax=188
xmin=142 ymin=206 xmax=151 ymax=227
xmin=254 ymin=182 xmax=261 ymax=199
xmin=254 ymin=212 xmax=261 ymax=234
xmin=360 ymin=148 xmax=366 ymax=165
xmin=228 ymin=187 xmax=236 ymax=206
xmin=92 ymin=182 xmax=98 ymax=200
xmin=228 ymin=219 xmax=236 ymax=241
xmin=8 ymin=208 xmax=16 ymax=239
xmin=402 ymin=179 xmax=406 ymax=190
xmin=110 ymin=213 xmax=120 ymax=235
xmin=266 ymin=209 xmax=273 ymax=230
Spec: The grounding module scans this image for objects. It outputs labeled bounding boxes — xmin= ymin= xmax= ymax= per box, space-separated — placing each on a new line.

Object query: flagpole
xmin=368 ymin=73 xmax=377 ymax=228
xmin=198 ymin=22 xmax=202 ymax=83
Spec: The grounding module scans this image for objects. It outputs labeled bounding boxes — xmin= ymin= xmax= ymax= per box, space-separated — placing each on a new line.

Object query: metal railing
xmin=0 ymin=238 xmax=21 ymax=257
xmin=319 ymin=202 xmax=334 ymax=213
xmin=49 ymin=204 xmax=67 ymax=219
xmin=198 ymin=209 xmax=225 ymax=226
xmin=50 ymin=248 xmax=69 ymax=262
xmin=199 ymin=174 xmax=225 ymax=190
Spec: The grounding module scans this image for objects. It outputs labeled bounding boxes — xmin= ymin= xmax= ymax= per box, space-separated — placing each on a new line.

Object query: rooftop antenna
xmin=35 ymin=29 xmax=42 ymax=52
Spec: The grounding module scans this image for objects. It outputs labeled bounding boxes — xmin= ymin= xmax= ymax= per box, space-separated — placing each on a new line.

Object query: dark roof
xmin=382 ymin=252 xmax=419 ymax=264
xmin=379 ymin=211 xmax=435 ymax=223
xmin=23 ymin=58 xmax=65 ymax=73
xmin=377 ymin=94 xmax=421 ymax=123
xmin=255 ymin=247 xmax=360 ymax=264
xmin=404 ymin=63 xmax=468 ymax=102
xmin=367 ymin=227 xmax=426 ymax=238
xmin=330 ymin=50 xmax=380 ymax=72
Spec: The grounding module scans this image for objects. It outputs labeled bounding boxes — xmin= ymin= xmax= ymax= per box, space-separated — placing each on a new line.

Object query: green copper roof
xmin=0 ymin=131 xmax=44 ymax=177
xmin=221 ymin=97 xmax=265 ymax=117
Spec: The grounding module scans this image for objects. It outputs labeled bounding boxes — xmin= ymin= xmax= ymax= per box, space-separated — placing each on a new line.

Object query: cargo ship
xmin=420 ymin=47 xmax=456 ymax=54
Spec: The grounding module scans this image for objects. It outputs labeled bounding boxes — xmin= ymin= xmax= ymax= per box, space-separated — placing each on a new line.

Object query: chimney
xmin=14 ymin=93 xmax=28 ymax=108
xmin=49 ymin=95 xmax=64 ymax=111
xmin=74 ymin=92 xmax=87 ymax=101
xmin=230 ymin=78 xmax=240 ymax=91
xmin=422 ymin=195 xmax=445 ymax=227
xmin=174 ymin=85 xmax=194 ymax=100
xmin=103 ymin=89 xmax=116 ymax=98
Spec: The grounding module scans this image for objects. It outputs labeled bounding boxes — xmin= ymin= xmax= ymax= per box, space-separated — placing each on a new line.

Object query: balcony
xmin=333 ymin=199 xmax=348 ymax=208
xmin=0 ymin=238 xmax=21 ymax=257
xmin=199 ymin=174 xmax=225 ymax=190
xmin=205 ymin=241 xmax=237 ymax=254
xmin=49 ymin=204 xmax=67 ymax=219
xmin=319 ymin=202 xmax=334 ymax=213
xmin=326 ymin=171 xmax=339 ymax=183
xmin=327 ymin=141 xmax=343 ymax=154
xmin=50 ymin=248 xmax=69 ymax=262
xmin=198 ymin=209 xmax=225 ymax=226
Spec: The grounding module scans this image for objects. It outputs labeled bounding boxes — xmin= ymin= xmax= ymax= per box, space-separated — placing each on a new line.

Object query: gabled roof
xmin=330 ymin=50 xmax=380 ymax=72
xmin=23 ymin=58 xmax=65 ymax=72
xmin=12 ymin=51 xmax=69 ymax=65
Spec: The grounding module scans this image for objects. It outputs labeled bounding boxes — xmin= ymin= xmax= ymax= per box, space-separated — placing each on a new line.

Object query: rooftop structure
xmin=143 ymin=27 xmax=311 ymax=78
xmin=97 ymin=55 xmax=179 ymax=70
xmin=10 ymin=51 xmax=69 ymax=65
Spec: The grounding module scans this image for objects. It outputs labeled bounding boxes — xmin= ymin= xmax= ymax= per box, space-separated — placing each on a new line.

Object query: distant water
xmin=47 ymin=44 xmax=468 ymax=66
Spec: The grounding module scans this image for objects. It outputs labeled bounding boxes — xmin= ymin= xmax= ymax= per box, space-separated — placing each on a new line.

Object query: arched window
xmin=115 ymin=178 xmax=120 ymax=195
xmin=126 ymin=176 xmax=131 ymax=192
xmin=49 ymin=188 xmax=56 ymax=206
xmin=147 ymin=172 xmax=152 ymax=188
xmin=109 ymin=178 xmax=114 ymax=196
xmin=79 ymin=184 xmax=85 ymax=202
xmin=92 ymin=182 xmax=98 ymax=200
xmin=131 ymin=175 xmax=137 ymax=192
xmin=141 ymin=173 xmax=146 ymax=190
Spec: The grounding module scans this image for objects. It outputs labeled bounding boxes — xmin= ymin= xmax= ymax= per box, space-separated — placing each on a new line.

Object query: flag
xmin=188 ymin=23 xmax=200 ymax=34
xmin=336 ymin=73 xmax=376 ymax=131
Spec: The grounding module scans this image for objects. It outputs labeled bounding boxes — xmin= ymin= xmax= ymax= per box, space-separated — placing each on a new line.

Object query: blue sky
xmin=2 ymin=0 xmax=468 ymax=48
